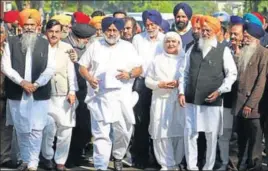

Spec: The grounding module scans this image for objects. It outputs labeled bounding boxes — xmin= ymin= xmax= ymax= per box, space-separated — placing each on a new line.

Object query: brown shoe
xmin=56 ymin=164 xmax=66 ymax=171
xmin=27 ymin=167 xmax=37 ymax=171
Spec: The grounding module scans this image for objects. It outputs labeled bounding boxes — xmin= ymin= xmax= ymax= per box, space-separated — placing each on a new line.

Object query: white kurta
xmin=145 ymin=52 xmax=185 ymax=139
xmin=1 ymin=43 xmax=55 ymax=133
xmin=48 ymin=43 xmax=78 ymax=127
xmin=78 ymin=39 xmax=142 ymax=124
xmin=179 ymin=38 xmax=237 ymax=135
xmin=132 ymin=31 xmax=165 ymax=77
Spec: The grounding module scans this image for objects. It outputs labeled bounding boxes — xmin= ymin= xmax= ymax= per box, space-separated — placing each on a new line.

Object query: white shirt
xmin=1 ymin=42 xmax=55 ymax=133
xmin=78 ymin=39 xmax=142 ymax=124
xmin=132 ymin=31 xmax=165 ymax=77
xmin=1 ymin=43 xmax=55 ymax=86
xmin=179 ymin=38 xmax=238 ymax=95
xmin=179 ymin=38 xmax=237 ymax=134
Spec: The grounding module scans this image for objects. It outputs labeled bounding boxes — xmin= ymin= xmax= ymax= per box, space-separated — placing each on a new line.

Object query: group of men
xmin=1 ymin=2 xmax=268 ymax=171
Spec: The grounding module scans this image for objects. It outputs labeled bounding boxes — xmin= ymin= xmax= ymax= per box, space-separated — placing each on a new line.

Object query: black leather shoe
xmin=41 ymin=158 xmax=54 ymax=170
xmin=114 ymin=159 xmax=123 ymax=171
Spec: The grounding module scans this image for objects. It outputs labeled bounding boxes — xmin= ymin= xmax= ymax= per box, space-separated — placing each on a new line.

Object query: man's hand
xmin=158 ymin=81 xmax=176 ymax=89
xmin=66 ymin=49 xmax=78 ymax=62
xmin=20 ymin=80 xmax=35 ymax=94
xmin=167 ymin=80 xmax=179 ymax=88
xmin=178 ymin=94 xmax=186 ymax=107
xmin=242 ymin=106 xmax=252 ymax=118
xmin=116 ymin=69 xmax=130 ymax=80
xmin=88 ymin=76 xmax=99 ymax=89
xmin=67 ymin=94 xmax=76 ymax=105
xmin=206 ymin=91 xmax=220 ymax=103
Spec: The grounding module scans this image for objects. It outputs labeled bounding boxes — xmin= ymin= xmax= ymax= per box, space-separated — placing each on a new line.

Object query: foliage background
xmin=12 ymin=0 xmax=268 ymax=17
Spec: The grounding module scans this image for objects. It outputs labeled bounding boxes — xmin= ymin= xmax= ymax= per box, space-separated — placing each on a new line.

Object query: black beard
xmin=176 ymin=21 xmax=188 ymax=31
xmin=192 ymin=32 xmax=200 ymax=41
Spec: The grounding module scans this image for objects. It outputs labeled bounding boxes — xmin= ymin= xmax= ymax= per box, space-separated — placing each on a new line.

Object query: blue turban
xmin=230 ymin=16 xmax=244 ymax=25
xmin=101 ymin=17 xmax=124 ymax=32
xmin=243 ymin=22 xmax=265 ymax=39
xmin=173 ymin=3 xmax=193 ymax=19
xmin=212 ymin=11 xmax=230 ymax=23
xmin=142 ymin=10 xmax=162 ymax=26
xmin=160 ymin=19 xmax=170 ymax=33
xmin=243 ymin=13 xmax=262 ymax=27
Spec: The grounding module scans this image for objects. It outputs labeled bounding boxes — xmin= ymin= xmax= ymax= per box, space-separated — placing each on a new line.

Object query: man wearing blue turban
xmin=78 ymin=17 xmax=143 ymax=171
xmin=233 ymin=22 xmax=267 ymax=171
xmin=171 ymin=2 xmax=194 ymax=49
xmin=131 ymin=9 xmax=165 ymax=169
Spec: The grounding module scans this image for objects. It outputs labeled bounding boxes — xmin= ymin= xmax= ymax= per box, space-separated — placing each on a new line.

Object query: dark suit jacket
xmin=233 ymin=44 xmax=268 ymax=118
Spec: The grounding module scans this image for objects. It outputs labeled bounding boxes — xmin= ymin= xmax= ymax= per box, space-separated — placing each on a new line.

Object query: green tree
xmin=222 ymin=4 xmax=233 ymax=15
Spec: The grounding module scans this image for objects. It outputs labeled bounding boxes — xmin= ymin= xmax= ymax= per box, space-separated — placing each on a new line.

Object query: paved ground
xmin=1 ymin=142 xmax=268 ymax=170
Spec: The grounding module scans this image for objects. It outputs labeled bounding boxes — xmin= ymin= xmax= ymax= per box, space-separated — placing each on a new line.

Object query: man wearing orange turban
xmin=185 ymin=14 xmax=203 ymax=51
xmin=89 ymin=16 xmax=105 ymax=41
xmin=18 ymin=9 xmax=41 ymax=27
xmin=2 ymin=8 xmax=55 ymax=171
xmin=179 ymin=15 xmax=237 ymax=171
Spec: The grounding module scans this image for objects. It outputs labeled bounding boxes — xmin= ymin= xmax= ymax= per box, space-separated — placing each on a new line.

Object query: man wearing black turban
xmin=64 ymin=23 xmax=96 ymax=167
xmin=171 ymin=3 xmax=194 ymax=49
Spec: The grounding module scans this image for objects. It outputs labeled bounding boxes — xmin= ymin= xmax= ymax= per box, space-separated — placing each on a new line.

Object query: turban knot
xmin=142 ymin=10 xmax=162 ymax=26
xmin=173 ymin=3 xmax=193 ymax=19
xmin=243 ymin=13 xmax=262 ymax=27
xmin=72 ymin=12 xmax=91 ymax=24
xmin=51 ymin=14 xmax=71 ymax=25
xmin=4 ymin=10 xmax=19 ymax=23
xmin=160 ymin=19 xmax=170 ymax=33
xmin=200 ymin=15 xmax=221 ymax=34
xmin=191 ymin=14 xmax=203 ymax=28
xmin=243 ymin=22 xmax=265 ymax=40
xmin=101 ymin=17 xmax=124 ymax=32
xmin=18 ymin=9 xmax=41 ymax=27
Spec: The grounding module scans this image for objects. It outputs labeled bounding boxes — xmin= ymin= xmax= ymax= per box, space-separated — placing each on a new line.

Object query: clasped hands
xmin=158 ymin=80 xmax=178 ymax=89
xmin=20 ymin=80 xmax=38 ymax=94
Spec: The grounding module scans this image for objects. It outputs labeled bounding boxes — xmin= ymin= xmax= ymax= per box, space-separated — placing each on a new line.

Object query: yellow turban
xmin=200 ymin=15 xmax=221 ymax=34
xmin=51 ymin=14 xmax=71 ymax=25
xmin=18 ymin=9 xmax=41 ymax=27
xmin=89 ymin=16 xmax=105 ymax=27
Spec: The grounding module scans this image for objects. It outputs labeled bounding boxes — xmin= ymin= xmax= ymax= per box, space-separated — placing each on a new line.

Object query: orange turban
xmin=18 ymin=9 xmax=41 ymax=27
xmin=191 ymin=14 xmax=203 ymax=28
xmin=89 ymin=16 xmax=105 ymax=26
xmin=200 ymin=15 xmax=221 ymax=34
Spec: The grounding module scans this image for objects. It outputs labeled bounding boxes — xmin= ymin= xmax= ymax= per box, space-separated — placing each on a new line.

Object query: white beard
xmin=104 ymin=34 xmax=120 ymax=45
xmin=237 ymin=43 xmax=257 ymax=73
xmin=21 ymin=32 xmax=38 ymax=54
xmin=146 ymin=29 xmax=159 ymax=38
xmin=198 ymin=37 xmax=215 ymax=55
